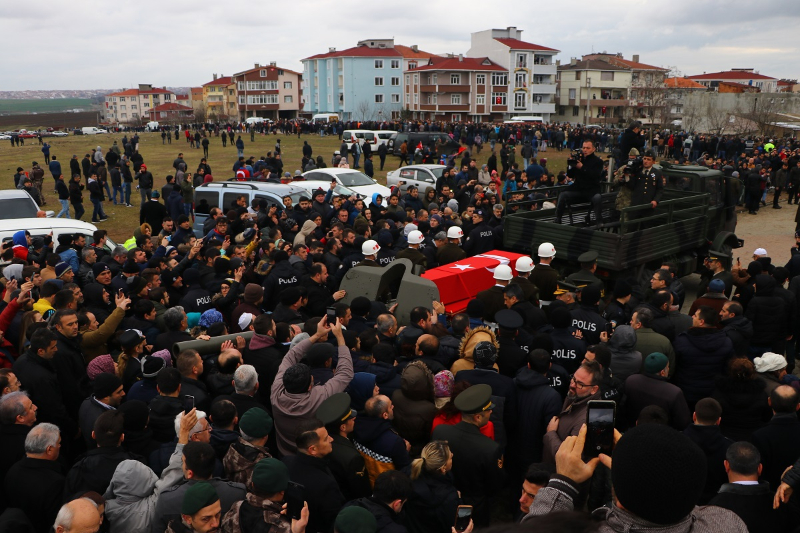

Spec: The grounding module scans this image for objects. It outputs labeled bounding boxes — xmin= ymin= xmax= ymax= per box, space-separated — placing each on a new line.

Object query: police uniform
xmin=436 ymin=242 xmax=466 ymax=265
xmin=430 ymin=385 xmax=504 ymax=528
xmin=263 ymin=261 xmax=300 ymax=312
xmin=550 ymin=326 xmax=587 ymax=375
xmin=494 ymin=310 xmax=530 ymax=378
xmin=697 ymin=250 xmax=734 ymax=298
xmin=565 ymin=251 xmax=605 ymax=296
xmin=376 ymin=248 xmax=396 ymax=266
xmin=463 ymin=211 xmax=495 ymax=256
xmin=475 ymin=284 xmax=506 ymax=323
xmin=316 ymin=393 xmax=372 ymax=502
xmin=529 ymin=263 xmax=559 ymax=303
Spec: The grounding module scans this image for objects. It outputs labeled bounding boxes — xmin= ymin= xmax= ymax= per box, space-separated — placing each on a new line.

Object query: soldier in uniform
xmin=697 ymin=250 xmax=734 ymax=298
xmin=221 ymin=458 xmax=308 ymax=533
xmin=476 ymin=264 xmax=513 ymax=323
xmin=354 ymin=240 xmax=381 ymax=269
xmin=31 ymin=161 xmax=47 ymax=206
xmin=629 ymin=149 xmax=664 ymax=222
xmin=569 ymin=284 xmax=608 ymax=345
xmin=316 ymin=393 xmax=372 ymax=501
xmin=565 ymin=250 xmax=605 ymax=296
xmin=510 ymin=256 xmax=539 ymax=304
xmin=530 ymin=242 xmax=560 ymax=304
xmin=430 ymin=384 xmax=504 ymax=528
xmin=554 ymin=281 xmax=580 ymax=311
xmin=463 ymin=209 xmax=495 ymax=256
xmin=395 ymin=230 xmax=427 ymax=271
xmin=222 ymin=407 xmax=272 ymax=486
xmin=436 ymin=226 xmax=467 ymax=265
xmin=166 ymin=482 xmax=221 ymax=533
xmin=612 ymin=148 xmax=640 ymax=216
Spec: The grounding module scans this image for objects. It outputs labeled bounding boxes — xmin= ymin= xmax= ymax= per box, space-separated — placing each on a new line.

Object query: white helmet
xmin=537 ymin=242 xmax=556 ymax=258
xmin=361 ymin=240 xmax=380 ymax=256
xmin=515 ymin=256 xmax=535 ymax=273
xmin=447 ymin=227 xmax=463 ymax=240
xmin=407 ymin=230 xmax=424 ymax=245
xmin=494 ymin=264 xmax=513 ymax=281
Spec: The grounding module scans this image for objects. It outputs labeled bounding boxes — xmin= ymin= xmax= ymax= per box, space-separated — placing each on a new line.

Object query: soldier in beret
xmin=167 ymin=481 xmax=221 ymax=533
xmin=223 ymin=407 xmax=273 ymax=486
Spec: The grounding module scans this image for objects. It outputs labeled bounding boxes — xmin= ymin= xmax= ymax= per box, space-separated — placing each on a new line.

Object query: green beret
xmin=335 ymin=507 xmax=378 ymax=533
xmin=181 ymin=482 xmax=219 ymax=515
xmin=251 ymin=458 xmax=289 ymax=494
xmin=239 ymin=407 xmax=273 ymax=439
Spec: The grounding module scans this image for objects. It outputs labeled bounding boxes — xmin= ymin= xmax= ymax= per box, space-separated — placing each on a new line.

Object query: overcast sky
xmin=1 ymin=0 xmax=797 ymax=91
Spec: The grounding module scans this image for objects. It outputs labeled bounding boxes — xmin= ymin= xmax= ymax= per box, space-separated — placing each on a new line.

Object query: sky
xmin=1 ymin=0 xmax=797 ymax=91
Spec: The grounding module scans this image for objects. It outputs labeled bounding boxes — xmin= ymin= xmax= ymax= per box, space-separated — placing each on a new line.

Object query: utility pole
xmin=585 ymin=76 xmax=592 ymax=125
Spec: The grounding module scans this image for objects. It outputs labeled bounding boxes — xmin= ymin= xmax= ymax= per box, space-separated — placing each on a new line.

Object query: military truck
xmin=502 ymin=163 xmax=743 ymax=283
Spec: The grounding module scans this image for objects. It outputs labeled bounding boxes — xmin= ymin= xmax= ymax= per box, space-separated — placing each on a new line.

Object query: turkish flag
xmin=422 ymin=250 xmax=527 ymax=313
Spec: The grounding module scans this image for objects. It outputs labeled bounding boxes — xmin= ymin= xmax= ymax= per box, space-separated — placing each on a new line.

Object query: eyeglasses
xmin=570 ymin=375 xmax=591 ymax=389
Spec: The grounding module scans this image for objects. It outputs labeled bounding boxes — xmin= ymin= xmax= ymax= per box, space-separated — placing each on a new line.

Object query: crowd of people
xmin=1 ymin=122 xmax=800 ymax=533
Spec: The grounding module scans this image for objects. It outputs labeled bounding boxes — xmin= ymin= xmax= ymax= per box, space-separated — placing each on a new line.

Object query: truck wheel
xmin=710 ymin=231 xmax=739 ymax=257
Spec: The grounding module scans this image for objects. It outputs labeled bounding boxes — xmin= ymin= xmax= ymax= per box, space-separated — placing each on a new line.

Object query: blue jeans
xmin=113 ymin=185 xmax=123 ymax=205
xmin=123 ymin=183 xmax=132 ymax=205
xmin=103 ymin=182 xmax=112 ymax=200
xmin=57 ymin=199 xmax=71 ymax=218
xmin=183 ymin=203 xmax=193 ymax=217
xmin=237 ymin=149 xmax=244 ymax=158
xmin=353 ymin=153 xmax=361 ymax=168
xmin=91 ymin=198 xmax=105 ymax=221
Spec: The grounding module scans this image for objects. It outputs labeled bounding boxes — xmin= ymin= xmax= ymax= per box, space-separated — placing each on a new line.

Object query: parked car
xmin=81 ymin=127 xmax=108 ymax=135
xmin=193 ymin=181 xmax=307 ymax=237
xmin=0 ymin=218 xmax=117 ymax=250
xmin=0 ymin=134 xmax=10 ymax=140
xmin=386 ymin=131 xmax=461 ymax=158
xmin=51 ymin=131 xmax=69 ymax=137
xmin=0 ymin=190 xmax=54 ymax=219
xmin=386 ymin=165 xmax=448 ymax=192
xmin=301 ymin=168 xmax=391 ymax=205
xmin=373 ymin=131 xmax=394 ymax=147
xmin=290 ymin=181 xmax=367 ymax=203
xmin=342 ymin=130 xmax=377 ymax=152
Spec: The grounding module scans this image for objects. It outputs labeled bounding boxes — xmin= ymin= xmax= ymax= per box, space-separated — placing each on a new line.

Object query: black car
xmin=387 ymin=132 xmax=461 ymax=157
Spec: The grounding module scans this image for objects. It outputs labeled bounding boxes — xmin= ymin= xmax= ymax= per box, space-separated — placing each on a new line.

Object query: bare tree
xmin=681 ymin=95 xmax=703 ymax=133
xmin=743 ymin=95 xmax=782 ymax=136
xmin=704 ymin=97 xmax=730 ymax=135
xmin=354 ymin=100 xmax=372 ymax=122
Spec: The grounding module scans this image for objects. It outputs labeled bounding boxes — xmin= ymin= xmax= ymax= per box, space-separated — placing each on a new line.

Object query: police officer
xmin=493 ymin=309 xmax=531 ymax=378
xmin=263 ymin=251 xmax=300 ymax=312
xmin=337 ymin=239 xmax=378 ymax=283
xmin=629 ymin=149 xmax=664 ymax=219
xmin=436 ymin=226 xmax=467 ymax=265
xmin=476 ymin=264 xmax=512 ymax=323
xmin=510 ymin=256 xmax=539 ymax=304
xmin=548 ymin=304 xmax=587 ymax=375
xmin=530 ymin=242 xmax=559 ymax=304
xmin=463 ymin=209 xmax=495 ymax=256
xmin=553 ymin=281 xmax=580 ymax=311
xmin=375 ymin=231 xmax=396 ymax=266
xmin=315 ymin=393 xmax=371 ymax=501
xmin=565 ymin=250 xmax=605 ymax=296
xmin=430 ymin=384 xmax=504 ymax=528
xmin=569 ymin=284 xmax=608 ymax=345
xmin=395 ymin=230 xmax=427 ymax=271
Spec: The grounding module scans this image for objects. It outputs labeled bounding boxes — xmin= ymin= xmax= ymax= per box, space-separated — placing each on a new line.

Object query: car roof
xmin=0 ymin=218 xmax=98 ymax=233
xmin=400 ymin=164 xmax=447 ymax=171
xmin=201 ymin=182 xmax=306 ymax=195
xmin=0 ymin=190 xmax=34 ymax=200
xmin=303 ymin=168 xmax=365 ymax=177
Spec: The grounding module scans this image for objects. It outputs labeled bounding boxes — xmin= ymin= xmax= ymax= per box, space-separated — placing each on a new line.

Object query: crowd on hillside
xmin=2 ymin=123 xmax=800 ymax=533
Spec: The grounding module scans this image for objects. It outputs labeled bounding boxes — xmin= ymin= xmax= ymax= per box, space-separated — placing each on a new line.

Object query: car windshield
xmin=0 ymin=199 xmax=39 ymax=219
xmin=428 ymin=168 xmax=445 ymax=179
xmin=307 ymin=172 xmax=375 ymax=187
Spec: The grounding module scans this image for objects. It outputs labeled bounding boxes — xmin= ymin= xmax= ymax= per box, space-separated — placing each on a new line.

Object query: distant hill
xmin=0 ymin=98 xmax=97 ymax=115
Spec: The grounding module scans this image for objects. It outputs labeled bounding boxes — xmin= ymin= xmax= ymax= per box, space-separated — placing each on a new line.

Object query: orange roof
xmin=176 ymin=94 xmax=189 ymax=100
xmin=304 ymin=45 xmax=403 ymax=60
xmin=107 ymin=89 xmax=140 ymax=97
xmin=151 ymin=103 xmax=193 ymax=112
xmin=394 ymin=45 xmax=439 ymax=59
xmin=494 ymin=38 xmax=559 ymax=52
xmin=665 ymin=77 xmax=706 ymax=89
xmin=203 ymin=76 xmax=232 ymax=87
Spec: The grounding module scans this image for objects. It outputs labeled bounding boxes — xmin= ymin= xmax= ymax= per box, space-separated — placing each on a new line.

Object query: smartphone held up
xmin=584 ymin=400 xmax=616 ymax=458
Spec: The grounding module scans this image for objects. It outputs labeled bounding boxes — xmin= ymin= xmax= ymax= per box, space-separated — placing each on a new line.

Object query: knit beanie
xmin=87 ymin=354 xmax=116 ymax=380
xmin=244 ymin=283 xmax=263 ymax=304
xmin=434 ymin=370 xmax=454 ymax=398
xmin=612 ymin=424 xmax=706 ymax=524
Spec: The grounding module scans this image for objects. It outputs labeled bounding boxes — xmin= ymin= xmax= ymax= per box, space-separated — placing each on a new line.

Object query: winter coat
xmin=450 ymin=327 xmax=499 ymax=375
xmin=345 ymin=497 xmax=405 ymax=533
xmin=511 ymin=367 xmax=562 ymax=467
xmin=720 ymin=316 xmax=753 ymax=357
xmin=683 ymin=423 xmax=733 ymax=505
xmin=745 ymin=275 xmax=789 ymax=346
xmin=352 ymin=415 xmax=411 ymax=484
xmin=624 ymin=373 xmax=691 ymax=430
xmin=403 ymin=470 xmax=461 ymax=533
xmin=148 ymin=395 xmax=184 ymax=443
xmin=606 ymin=325 xmax=642 ymax=382
xmin=542 ymin=390 xmax=600 ymax=465
xmin=391 ymin=361 xmax=436 ymax=454
xmin=673 ymin=328 xmax=734 ymax=406
xmin=103 ymin=446 xmax=184 ymax=533
xmin=64 ymin=446 xmax=145 ymax=501
xmin=711 ymin=376 xmax=771 ymax=442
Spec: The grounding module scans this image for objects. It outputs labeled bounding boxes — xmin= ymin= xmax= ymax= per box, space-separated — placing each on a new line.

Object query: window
xmin=375 ymin=77 xmax=384 ymax=86
xmin=451 ymin=73 xmax=461 ymax=85
xmin=391 ymin=110 xmax=401 ymax=119
xmin=451 ymin=94 xmax=462 ymax=105
xmin=391 ymin=77 xmax=400 ymax=86
xmin=408 ymin=61 xmax=417 ymax=70
xmin=476 ymin=74 xmax=486 ymax=85
xmin=284 ymin=81 xmax=292 ymax=89
xmin=375 ymin=94 xmax=384 ymax=103
xmin=278 ymin=70 xmax=284 ymax=76
xmin=284 ymin=95 xmax=293 ymax=103
xmin=260 ymin=69 xmax=267 ymax=77
xmin=516 ymin=53 xmax=527 ymax=68
xmin=514 ymin=93 xmax=526 ymax=109
xmin=572 ymin=106 xmax=580 ymax=116
xmin=121 ymin=113 xmax=127 ymax=118
xmin=601 ymin=71 xmax=614 ymax=81
xmin=247 ymin=94 xmax=278 ymax=104
xmin=245 ymin=81 xmax=278 ymax=90
xmin=143 ymin=103 xmax=149 ymax=108
xmin=432 ymin=73 xmax=437 ymax=85
xmin=164 ymin=95 xmax=170 ymax=100
xmin=120 ymin=105 xmax=126 ymax=110
xmin=391 ymin=59 xmax=400 ymax=69
xmin=239 ymin=96 xmax=245 ymax=104
xmin=374 ymin=60 xmax=384 ymax=69
xmin=575 ymin=71 xmax=581 ymax=80
xmin=492 ymin=92 xmax=506 ymax=105
xmin=476 ymin=94 xmax=485 ymax=105
xmin=452 ymin=114 xmax=461 ymax=121
xmin=491 ymin=73 xmax=508 ymax=86
xmin=569 ymin=88 xmax=576 ymax=99
xmin=632 ymin=72 xmax=640 ymax=83
xmin=432 ymin=94 xmax=437 ymax=104
xmin=328 ymin=94 xmax=332 ymax=103
xmin=515 ymin=72 xmax=527 ymax=88
xmin=131 ymin=104 xmax=137 ymax=109
xmin=426 ymin=94 xmax=432 ymax=104
xmin=405 ymin=75 xmax=410 ymax=85
xmin=119 ymin=97 xmax=126 ymax=102
xmin=112 ymin=97 xmax=116 ymax=102
xmin=237 ymin=82 xmax=245 ymax=91
xmin=391 ymin=94 xmax=400 ymax=103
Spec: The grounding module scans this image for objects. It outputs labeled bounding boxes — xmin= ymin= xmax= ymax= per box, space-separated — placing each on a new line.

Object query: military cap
xmin=239 ymin=407 xmax=273 ymax=438
xmin=577 ymin=250 xmax=598 ymax=263
xmin=119 ymin=329 xmax=145 ymax=349
xmin=335 ymin=506 xmax=378 ymax=533
xmin=495 ymin=309 xmax=523 ymax=330
xmin=707 ymin=250 xmax=730 ymax=263
xmin=251 ymin=458 xmax=289 ymax=494
xmin=181 ymin=482 xmax=219 ymax=515
xmin=316 ymin=392 xmax=356 ymax=427
xmin=553 ymin=280 xmax=580 ymax=296
xmin=454 ymin=383 xmax=495 ymax=414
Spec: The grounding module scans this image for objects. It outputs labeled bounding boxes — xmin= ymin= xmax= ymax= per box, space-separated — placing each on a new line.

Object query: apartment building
xmin=554 ymin=59 xmax=633 ymax=124
xmin=202 ymin=75 xmax=237 ymax=120
xmin=687 ymin=69 xmax=779 ymax=93
xmin=104 ymin=84 xmax=176 ymax=124
xmin=231 ymin=63 xmax=303 ymax=121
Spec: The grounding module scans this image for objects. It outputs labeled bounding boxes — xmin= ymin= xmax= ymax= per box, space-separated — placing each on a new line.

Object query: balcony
xmin=419 ymin=85 xmax=437 ymax=93
xmin=438 ymin=85 xmax=471 ymax=93
xmin=437 ymin=104 xmax=470 ymax=111
xmin=580 ymin=98 xmax=630 ymax=107
xmin=529 ymin=84 xmax=557 ymax=95
xmin=532 ymin=64 xmax=557 ymax=76
xmin=529 ymin=103 xmax=556 ymax=114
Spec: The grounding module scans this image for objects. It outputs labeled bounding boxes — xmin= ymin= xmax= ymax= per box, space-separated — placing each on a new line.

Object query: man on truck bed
xmin=629 ymin=149 xmax=664 ymax=220
xmin=554 ymin=140 xmax=604 ymax=227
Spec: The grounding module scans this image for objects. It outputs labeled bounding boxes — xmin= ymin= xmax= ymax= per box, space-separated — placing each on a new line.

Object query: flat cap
xmin=316 ymin=392 xmax=356 ymax=427
xmin=707 ymin=250 xmax=730 ymax=262
xmin=454 ymin=383 xmax=495 ymax=415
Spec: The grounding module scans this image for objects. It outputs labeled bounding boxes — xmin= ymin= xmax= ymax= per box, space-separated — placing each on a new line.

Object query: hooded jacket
xmin=352 ymin=414 xmax=411 ymax=485
xmin=512 ymin=367 xmax=562 ymax=466
xmin=391 ymin=361 xmax=436 ymax=453
xmin=222 ymin=438 xmax=271 ymax=486
xmin=103 ymin=446 xmax=184 ymax=533
xmin=403 ymin=470 xmax=461 ymax=533
xmin=293 ymin=219 xmax=317 ymax=247
xmin=606 ymin=325 xmax=642 ymax=382
xmin=450 ymin=326 xmax=499 ymax=375
xmin=11 ymin=231 xmax=28 ymax=261
xmin=673 ymin=328 xmax=734 ymax=405
xmin=84 ymin=283 xmax=112 ymax=323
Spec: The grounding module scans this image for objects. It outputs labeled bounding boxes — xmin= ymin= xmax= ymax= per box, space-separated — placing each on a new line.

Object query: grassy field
xmin=0 ymin=131 xmax=571 ymax=243
xmin=0 ymin=98 xmax=95 ymax=114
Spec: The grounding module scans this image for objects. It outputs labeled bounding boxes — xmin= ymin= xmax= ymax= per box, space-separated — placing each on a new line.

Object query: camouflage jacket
xmin=223 ymin=438 xmax=271 ymax=486
xmin=166 ymin=520 xmax=196 ymax=533
xmin=221 ymin=493 xmax=290 ymax=533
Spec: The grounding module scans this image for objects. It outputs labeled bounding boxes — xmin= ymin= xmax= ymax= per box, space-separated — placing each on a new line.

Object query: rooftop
xmin=151 ymin=102 xmax=193 ymax=112
xmin=203 ymin=76 xmax=232 ymax=87
xmin=394 ymin=44 xmax=439 ymax=60
xmin=665 ymin=77 xmax=706 ymax=89
xmin=494 ymin=38 xmax=559 ymax=52
xmin=409 ymin=56 xmax=506 ymax=72
xmin=687 ymin=70 xmax=777 ymax=81
xmin=558 ymin=60 xmax=629 ymax=71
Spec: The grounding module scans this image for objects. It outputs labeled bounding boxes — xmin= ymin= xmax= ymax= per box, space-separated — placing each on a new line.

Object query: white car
xmin=0 ymin=134 xmax=11 ymax=140
xmin=0 ymin=190 xmax=54 ymax=219
xmin=301 ymin=168 xmax=391 ymax=206
xmin=386 ymin=164 xmax=447 ymax=192
xmin=0 ymin=218 xmax=117 ymax=250
xmin=290 ymin=181 xmax=367 ymax=203
xmin=51 ymin=131 xmax=69 ymax=137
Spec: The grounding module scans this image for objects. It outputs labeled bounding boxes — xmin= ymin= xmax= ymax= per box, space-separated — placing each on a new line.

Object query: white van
xmin=81 ymin=127 xmax=107 ymax=135
xmin=0 ymin=218 xmax=117 ymax=250
xmin=245 ymin=117 xmax=265 ymax=124
xmin=342 ymin=130 xmax=377 ymax=151
xmin=372 ymin=131 xmax=394 ymax=147
xmin=146 ymin=121 xmax=160 ymax=131
xmin=313 ymin=113 xmax=339 ymax=124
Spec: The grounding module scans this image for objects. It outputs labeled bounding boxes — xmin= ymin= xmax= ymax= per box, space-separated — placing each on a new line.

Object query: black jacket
xmin=711 ymin=376 xmax=771 ymax=442
xmin=345 ymin=497 xmax=406 ymax=533
xmin=12 ymin=352 xmax=77 ymax=437
xmin=510 ymin=368 xmax=561 ymax=467
xmin=54 ymin=331 xmax=91 ymax=419
xmin=282 ymin=453 xmax=344 ymax=533
xmin=148 ymin=395 xmax=184 ymax=443
xmin=262 ymin=261 xmax=300 ymax=312
xmin=4 ymin=457 xmax=64 ymax=532
xmin=64 ymin=446 xmax=145 ymax=500
xmin=752 ymin=414 xmax=800 ymax=492
xmin=243 ymin=334 xmax=282 ymax=409
xmin=721 ymin=316 xmax=754 ymax=357
xmin=745 ymin=276 xmax=790 ymax=346
xmin=327 ymin=434 xmax=371 ymax=502
xmin=683 ymin=424 xmax=733 ymax=505
xmin=673 ymin=328 xmax=734 ymax=406
xmin=403 ymin=470 xmax=460 ymax=533
xmin=709 ymin=482 xmax=787 ymax=533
